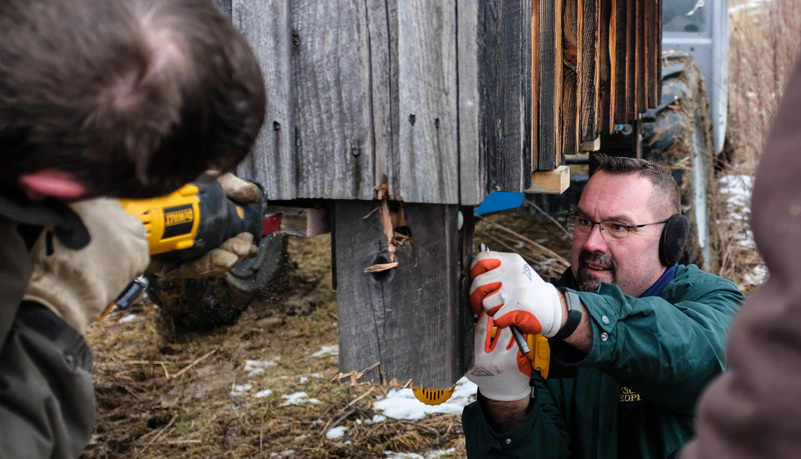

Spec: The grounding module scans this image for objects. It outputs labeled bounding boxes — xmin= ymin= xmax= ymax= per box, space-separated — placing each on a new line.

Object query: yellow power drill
xmin=107 ymin=180 xmax=266 ymax=313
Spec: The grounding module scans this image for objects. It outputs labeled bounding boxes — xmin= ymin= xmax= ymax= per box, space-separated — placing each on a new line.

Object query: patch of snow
xmin=326 ymin=426 xmax=347 ymax=439
xmin=119 ymin=314 xmax=137 ymax=323
xmin=279 ymin=392 xmax=320 ymax=406
xmin=384 ymin=452 xmax=423 ymax=459
xmin=254 ymin=389 xmax=273 ymax=398
xmin=230 ymin=384 xmax=252 ymax=396
xmin=311 ymin=345 xmax=339 ymax=357
xmin=384 ymin=449 xmax=457 ymax=459
xmin=300 ymin=376 xmax=308 ymax=384
xmin=244 ymin=359 xmax=278 ymax=377
xmin=372 ymin=377 xmax=477 ymax=421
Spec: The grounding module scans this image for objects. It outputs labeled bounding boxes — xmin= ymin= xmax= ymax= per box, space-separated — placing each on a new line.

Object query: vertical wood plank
xmin=538 ymin=0 xmax=563 ymax=170
xmin=232 ymin=0 xmax=296 ymax=199
xmin=458 ymin=0 xmax=484 ymax=205
xmin=561 ymin=0 xmax=579 ymax=157
xmin=531 ymin=0 xmax=540 ymax=170
xmin=598 ymin=0 xmax=612 ymax=134
xmin=368 ymin=1 xmax=398 ymax=202
xmin=612 ymin=0 xmax=628 ymax=124
xmin=656 ymin=0 xmax=663 ymax=105
xmin=625 ymin=0 xmax=636 ymax=121
xmin=636 ymin=0 xmax=646 ymax=114
xmin=335 ymin=201 xmax=472 ymax=389
xmin=645 ymin=0 xmax=656 ymax=108
xmin=396 ymin=2 xmax=459 ymax=204
xmin=290 ymin=0 xmax=376 ymax=200
xmin=579 ymin=0 xmax=601 ymax=143
xmin=481 ymin=0 xmax=533 ymax=187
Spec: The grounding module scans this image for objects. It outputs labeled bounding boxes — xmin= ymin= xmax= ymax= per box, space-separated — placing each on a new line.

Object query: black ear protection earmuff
xmin=659 ymin=214 xmax=690 ymax=266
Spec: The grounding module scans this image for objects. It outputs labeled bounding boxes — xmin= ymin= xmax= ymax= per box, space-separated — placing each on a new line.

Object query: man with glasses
xmin=462 ymin=154 xmax=744 ymax=458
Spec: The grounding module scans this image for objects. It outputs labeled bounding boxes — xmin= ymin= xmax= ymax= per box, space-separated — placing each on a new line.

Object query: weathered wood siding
xmin=217 ymin=0 xmax=665 ymax=388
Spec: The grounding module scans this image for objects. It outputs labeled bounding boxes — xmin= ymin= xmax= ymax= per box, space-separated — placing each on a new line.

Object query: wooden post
xmin=334 ymin=200 xmax=473 ymax=389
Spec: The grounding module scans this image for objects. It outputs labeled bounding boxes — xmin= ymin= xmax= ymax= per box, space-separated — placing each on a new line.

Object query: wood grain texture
xmin=334 ymin=200 xmax=472 ymax=389
xmin=578 ymin=0 xmax=601 ymax=143
xmin=233 ymin=0 xmax=296 ymax=198
xmin=531 ymin=0 xmax=540 ymax=170
xmin=457 ymin=0 xmax=484 ymax=205
xmin=612 ymin=0 xmax=628 ymax=124
xmin=598 ymin=0 xmax=613 ymax=134
xmin=625 ymin=0 xmax=636 ymax=121
xmin=538 ymin=0 xmax=563 ymax=170
xmin=396 ymin=2 xmax=459 ymax=204
xmin=480 ymin=0 xmax=533 ymax=188
xmin=562 ymin=0 xmax=579 ymax=158
xmin=636 ymin=0 xmax=646 ymax=115
xmin=290 ymin=0 xmax=376 ymax=201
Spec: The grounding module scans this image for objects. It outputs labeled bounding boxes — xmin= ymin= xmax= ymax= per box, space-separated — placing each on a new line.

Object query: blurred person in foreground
xmin=680 ymin=52 xmax=801 ymax=459
xmin=462 ymin=154 xmax=745 ymax=458
xmin=0 ymin=0 xmax=266 ymax=456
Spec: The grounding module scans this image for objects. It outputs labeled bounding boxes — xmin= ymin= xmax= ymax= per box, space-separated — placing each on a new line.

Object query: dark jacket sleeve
xmin=462 ymin=375 xmax=570 ymax=458
xmin=682 ymin=55 xmax=801 ymax=459
xmin=575 ymin=268 xmax=743 ymax=413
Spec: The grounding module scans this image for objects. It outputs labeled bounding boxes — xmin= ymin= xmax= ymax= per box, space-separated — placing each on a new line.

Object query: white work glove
xmin=23 ymin=199 xmax=150 ymax=334
xmin=148 ymin=172 xmax=260 ymax=278
xmin=469 ymin=251 xmax=563 ymax=338
xmin=467 ymin=313 xmax=532 ymax=401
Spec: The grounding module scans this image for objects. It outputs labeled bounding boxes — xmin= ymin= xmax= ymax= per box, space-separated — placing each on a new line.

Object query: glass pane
xmin=663 ymin=0 xmax=707 ymax=33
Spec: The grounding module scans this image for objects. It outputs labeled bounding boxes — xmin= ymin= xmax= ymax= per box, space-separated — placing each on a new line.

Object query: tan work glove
xmin=147 ymin=172 xmax=260 ymax=279
xmin=23 ymin=199 xmax=150 ymax=335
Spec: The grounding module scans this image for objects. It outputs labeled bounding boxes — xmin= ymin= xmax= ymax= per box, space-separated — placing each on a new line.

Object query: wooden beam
xmin=580 ymin=136 xmax=601 ymax=152
xmin=335 ymin=200 xmax=472 ymax=389
xmin=524 ymin=165 xmax=571 ymax=194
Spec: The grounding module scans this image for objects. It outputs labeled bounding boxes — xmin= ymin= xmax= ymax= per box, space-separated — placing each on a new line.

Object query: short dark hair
xmin=590 ymin=153 xmax=681 ymax=217
xmin=0 ymin=0 xmax=266 ymax=199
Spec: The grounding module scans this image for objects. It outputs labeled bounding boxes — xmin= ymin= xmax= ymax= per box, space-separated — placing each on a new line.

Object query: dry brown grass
xmin=711 ymin=0 xmax=801 ymax=294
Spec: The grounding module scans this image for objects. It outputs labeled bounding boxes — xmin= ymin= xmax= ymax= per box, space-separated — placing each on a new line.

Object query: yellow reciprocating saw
xmin=105 ymin=180 xmax=266 ymax=314
xmin=120 ymin=180 xmax=266 ymax=263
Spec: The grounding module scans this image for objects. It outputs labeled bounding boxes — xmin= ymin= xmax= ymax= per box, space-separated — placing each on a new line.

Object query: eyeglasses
xmin=565 ymin=212 xmax=668 ymax=242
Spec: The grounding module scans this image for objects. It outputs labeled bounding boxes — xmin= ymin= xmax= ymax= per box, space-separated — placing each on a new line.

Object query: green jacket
xmin=462 ymin=264 xmax=744 ymax=459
